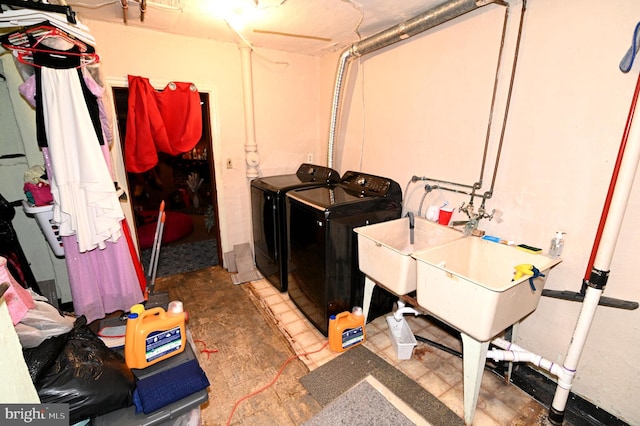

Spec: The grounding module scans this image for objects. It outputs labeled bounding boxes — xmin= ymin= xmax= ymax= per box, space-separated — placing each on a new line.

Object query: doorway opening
xmin=112 ymin=87 xmax=222 ymax=277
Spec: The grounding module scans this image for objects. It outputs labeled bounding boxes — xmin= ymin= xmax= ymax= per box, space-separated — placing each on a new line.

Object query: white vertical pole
xmin=240 ymin=46 xmax=260 ymax=178
xmin=550 ymin=76 xmax=640 ymax=423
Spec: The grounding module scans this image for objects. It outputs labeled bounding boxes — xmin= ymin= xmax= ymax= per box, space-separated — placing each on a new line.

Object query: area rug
xmin=300 ymin=345 xmax=463 ymax=425
xmin=304 ymin=375 xmax=427 ymax=426
xmin=140 ymin=238 xmax=218 ymax=278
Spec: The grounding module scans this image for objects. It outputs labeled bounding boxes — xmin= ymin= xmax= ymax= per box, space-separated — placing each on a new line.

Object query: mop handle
xmin=148 ymin=201 xmax=166 ymax=276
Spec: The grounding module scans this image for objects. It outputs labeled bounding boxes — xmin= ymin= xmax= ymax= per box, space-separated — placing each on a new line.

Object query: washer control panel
xmin=297 ymin=163 xmax=340 ymax=183
xmin=341 ymin=171 xmax=401 ymax=199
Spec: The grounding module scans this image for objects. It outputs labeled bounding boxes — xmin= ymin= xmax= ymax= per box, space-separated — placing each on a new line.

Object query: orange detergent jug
xmin=124 ymin=303 xmax=186 ymax=369
xmin=328 ymin=307 xmax=366 ymax=352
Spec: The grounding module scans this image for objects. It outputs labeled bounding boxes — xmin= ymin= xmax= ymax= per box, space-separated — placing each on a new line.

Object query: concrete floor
xmin=154 ymin=266 xmax=560 ymax=426
xmin=154 ymin=266 xmax=321 ymax=426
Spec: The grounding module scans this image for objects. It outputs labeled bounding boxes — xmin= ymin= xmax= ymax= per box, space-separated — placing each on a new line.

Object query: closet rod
xmin=0 ymin=0 xmax=76 ymax=24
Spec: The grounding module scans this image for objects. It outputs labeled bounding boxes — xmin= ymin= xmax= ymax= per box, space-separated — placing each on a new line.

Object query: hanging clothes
xmin=155 ymin=81 xmax=202 ymax=155
xmin=124 ymin=75 xmax=202 ymax=172
xmin=40 ymin=146 xmax=144 ymax=323
xmin=60 ymin=232 xmax=144 ymax=323
xmin=32 ymin=43 xmax=123 ymax=253
xmin=18 ymin=28 xmax=145 ymax=320
xmin=20 ymin=70 xmax=114 ymax=147
xmin=124 ymin=75 xmax=167 ymax=173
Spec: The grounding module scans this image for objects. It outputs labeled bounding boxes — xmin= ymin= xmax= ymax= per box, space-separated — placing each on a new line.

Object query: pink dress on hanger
xmin=22 ymin=40 xmax=144 ymax=322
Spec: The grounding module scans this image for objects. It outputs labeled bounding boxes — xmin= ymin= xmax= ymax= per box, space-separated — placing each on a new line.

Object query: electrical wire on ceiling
xmin=249 ymin=0 xmax=333 ymax=44
xmin=252 ymin=0 xmax=287 ymax=12
xmin=342 ymin=0 xmax=363 ymax=41
xmin=223 ymin=18 xmax=289 ymax=68
xmin=316 ymin=0 xmax=362 ymax=54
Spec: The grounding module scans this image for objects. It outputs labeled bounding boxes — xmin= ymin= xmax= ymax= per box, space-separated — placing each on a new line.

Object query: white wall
xmin=84 ymin=20 xmax=321 ymax=256
xmin=322 ymin=0 xmax=640 ymax=423
xmin=2 ymin=0 xmax=639 ymax=421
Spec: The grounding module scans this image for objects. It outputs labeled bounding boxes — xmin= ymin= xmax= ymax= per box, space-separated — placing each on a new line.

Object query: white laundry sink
xmin=354 ymin=216 xmax=463 ymax=295
xmin=412 ymin=237 xmax=561 ymax=342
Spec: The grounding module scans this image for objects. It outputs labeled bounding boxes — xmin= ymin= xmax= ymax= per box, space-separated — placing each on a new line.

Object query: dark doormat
xmin=300 ymin=345 xmax=463 ymax=425
xmin=140 ymin=238 xmax=218 ymax=278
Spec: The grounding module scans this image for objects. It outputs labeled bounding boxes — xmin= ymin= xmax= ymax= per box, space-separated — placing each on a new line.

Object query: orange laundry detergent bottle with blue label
xmin=124 ymin=302 xmax=186 ymax=369
xmin=328 ymin=306 xmax=366 ymax=352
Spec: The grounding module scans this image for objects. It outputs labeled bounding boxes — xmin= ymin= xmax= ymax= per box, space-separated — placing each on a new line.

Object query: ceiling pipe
xmin=140 ymin=0 xmax=146 ymax=22
xmin=327 ymin=0 xmax=499 ymax=169
xmin=121 ymin=0 xmax=128 ymax=25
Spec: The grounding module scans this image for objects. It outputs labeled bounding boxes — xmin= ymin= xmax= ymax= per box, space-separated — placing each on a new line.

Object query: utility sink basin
xmin=412 ymin=237 xmax=561 ymax=342
xmin=354 ymin=216 xmax=463 ymax=295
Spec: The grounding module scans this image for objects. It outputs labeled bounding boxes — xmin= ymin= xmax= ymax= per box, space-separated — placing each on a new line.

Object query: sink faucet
xmin=450 ymin=202 xmax=496 ymax=236
xmin=453 ymin=219 xmax=479 ymax=236
xmin=406 ymin=211 xmax=415 ymax=244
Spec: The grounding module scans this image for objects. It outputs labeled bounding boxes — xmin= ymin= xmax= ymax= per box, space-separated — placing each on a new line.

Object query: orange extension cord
xmin=225 ymin=340 xmax=329 ymax=426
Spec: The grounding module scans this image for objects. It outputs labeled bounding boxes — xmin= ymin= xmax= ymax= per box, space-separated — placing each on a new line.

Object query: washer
xmin=286 ymin=170 xmax=402 ymax=336
xmin=251 ymin=164 xmax=340 ymax=292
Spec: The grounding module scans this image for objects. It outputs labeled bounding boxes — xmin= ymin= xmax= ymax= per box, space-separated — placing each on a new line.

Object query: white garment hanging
xmin=40 ymin=66 xmax=123 ymax=252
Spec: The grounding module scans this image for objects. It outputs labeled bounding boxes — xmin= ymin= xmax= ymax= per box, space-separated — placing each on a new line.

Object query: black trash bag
xmin=35 ymin=317 xmax=135 ymax=424
xmin=23 ymin=332 xmax=69 ymax=383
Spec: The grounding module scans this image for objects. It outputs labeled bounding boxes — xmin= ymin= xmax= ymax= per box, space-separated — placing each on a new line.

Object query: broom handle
xmin=149 ymin=212 xmax=166 ymax=295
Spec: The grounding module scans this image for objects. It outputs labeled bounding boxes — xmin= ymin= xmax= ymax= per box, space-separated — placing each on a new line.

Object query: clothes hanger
xmin=1 ymin=21 xmax=99 ymax=68
xmin=14 ymin=49 xmax=100 ymax=68
xmin=31 ymin=23 xmax=94 ymax=53
xmin=0 ymin=7 xmax=96 ymax=46
xmin=2 ymin=21 xmax=94 ymax=52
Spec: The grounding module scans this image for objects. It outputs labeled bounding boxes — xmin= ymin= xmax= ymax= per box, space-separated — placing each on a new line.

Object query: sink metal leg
xmin=505 ymin=322 xmax=520 ymax=383
xmin=460 ymin=333 xmax=489 ymax=425
xmin=362 ymin=276 xmax=375 ymax=323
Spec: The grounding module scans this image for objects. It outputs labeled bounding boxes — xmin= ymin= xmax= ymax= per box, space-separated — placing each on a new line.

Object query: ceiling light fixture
xmin=202 ymin=0 xmax=261 ymax=31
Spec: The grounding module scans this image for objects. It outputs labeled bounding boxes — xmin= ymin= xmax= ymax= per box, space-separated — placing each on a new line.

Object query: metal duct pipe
xmin=327 ymin=0 xmax=498 ymax=168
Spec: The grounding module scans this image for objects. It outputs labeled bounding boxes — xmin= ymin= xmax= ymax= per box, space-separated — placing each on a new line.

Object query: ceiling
xmin=63 ymin=0 xmax=447 ymax=56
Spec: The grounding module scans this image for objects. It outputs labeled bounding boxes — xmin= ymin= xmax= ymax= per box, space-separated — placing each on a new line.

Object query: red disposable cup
xmin=438 ymin=208 xmax=454 ymax=225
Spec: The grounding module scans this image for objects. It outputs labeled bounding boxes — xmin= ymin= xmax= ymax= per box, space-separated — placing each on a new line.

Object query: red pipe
xmin=122 ymin=218 xmax=147 ymax=294
xmin=584 ymin=71 xmax=640 ymax=281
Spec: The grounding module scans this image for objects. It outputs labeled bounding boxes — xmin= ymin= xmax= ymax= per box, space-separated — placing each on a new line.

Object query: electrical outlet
xmin=226 ymin=158 xmax=233 ymax=169
xmin=307 ymin=153 xmax=313 ymax=163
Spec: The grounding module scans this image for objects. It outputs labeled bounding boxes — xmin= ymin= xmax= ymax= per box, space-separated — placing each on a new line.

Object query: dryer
xmin=286 ymin=170 xmax=402 ymax=336
xmin=251 ymin=164 xmax=340 ymax=292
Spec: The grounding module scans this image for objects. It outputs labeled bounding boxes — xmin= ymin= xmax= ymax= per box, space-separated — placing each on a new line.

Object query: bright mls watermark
xmin=1 ymin=404 xmax=68 ymax=425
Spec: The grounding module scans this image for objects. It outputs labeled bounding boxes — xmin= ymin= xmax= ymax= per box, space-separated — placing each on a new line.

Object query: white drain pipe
xmin=240 ymin=46 xmax=260 ymax=178
xmin=485 ymin=72 xmax=640 ymax=424
xmin=547 ymin=72 xmax=640 ymax=424
xmin=487 ymin=338 xmax=570 ymax=388
xmin=327 ymin=0 xmax=501 ymax=168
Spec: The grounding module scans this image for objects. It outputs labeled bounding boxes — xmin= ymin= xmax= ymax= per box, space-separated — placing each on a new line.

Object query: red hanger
xmin=1 ymin=22 xmax=99 ymax=68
